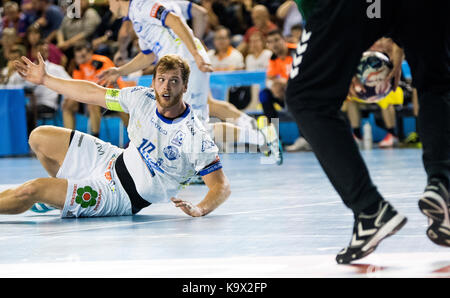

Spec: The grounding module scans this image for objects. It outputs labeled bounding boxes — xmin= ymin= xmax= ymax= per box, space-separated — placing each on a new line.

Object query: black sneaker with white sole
xmin=336 ymin=201 xmax=407 ymax=264
xmin=418 ymin=178 xmax=450 ymax=247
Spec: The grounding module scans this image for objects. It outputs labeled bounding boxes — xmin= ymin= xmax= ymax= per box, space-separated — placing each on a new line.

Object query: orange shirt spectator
xmin=72 ymin=53 xmax=129 ymax=88
xmin=266 ymin=42 xmax=297 ymax=79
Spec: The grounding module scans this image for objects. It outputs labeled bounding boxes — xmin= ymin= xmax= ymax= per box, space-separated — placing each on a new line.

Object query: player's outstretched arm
xmin=164 ymin=12 xmax=213 ymax=73
xmin=171 ymin=169 xmax=231 ymax=217
xmin=190 ymin=3 xmax=208 ymax=39
xmin=15 ymin=53 xmax=108 ymax=108
xmin=97 ymin=52 xmax=156 ymax=86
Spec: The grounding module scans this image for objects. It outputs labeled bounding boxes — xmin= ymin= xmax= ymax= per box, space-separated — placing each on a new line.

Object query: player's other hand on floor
xmin=171 ymin=197 xmax=204 ymax=217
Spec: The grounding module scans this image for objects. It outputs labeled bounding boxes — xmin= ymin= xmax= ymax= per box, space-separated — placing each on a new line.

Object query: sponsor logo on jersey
xmin=75 ymin=186 xmax=98 ymax=208
xmin=133 ymin=21 xmax=143 ymax=33
xmin=171 ymin=130 xmax=186 ymax=147
xmin=151 ymin=117 xmax=168 ymax=135
xmin=201 ymin=139 xmax=215 ymax=152
xmin=163 ymin=145 xmax=180 ymax=161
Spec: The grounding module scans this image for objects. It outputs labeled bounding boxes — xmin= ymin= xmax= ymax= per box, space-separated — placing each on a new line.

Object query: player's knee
xmin=14 ymin=178 xmax=44 ymax=206
xmin=29 ymin=126 xmax=50 ymax=152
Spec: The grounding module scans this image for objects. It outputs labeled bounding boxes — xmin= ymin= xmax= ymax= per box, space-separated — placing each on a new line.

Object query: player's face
xmin=153 ymin=68 xmax=187 ymax=109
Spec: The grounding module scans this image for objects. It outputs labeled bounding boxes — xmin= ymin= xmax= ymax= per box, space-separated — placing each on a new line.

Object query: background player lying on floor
xmin=6 ymin=53 xmax=230 ymax=218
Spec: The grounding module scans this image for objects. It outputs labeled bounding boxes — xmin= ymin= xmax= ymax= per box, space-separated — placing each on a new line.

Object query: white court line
xmin=0 ymin=200 xmax=342 ymax=240
xmin=0 ymin=183 xmax=422 ymax=240
xmin=0 ymin=252 xmax=448 ymax=278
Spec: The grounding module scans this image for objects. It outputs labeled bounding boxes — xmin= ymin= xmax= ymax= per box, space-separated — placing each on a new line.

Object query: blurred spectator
xmin=30 ymin=0 xmax=64 ymax=42
xmin=237 ymin=4 xmax=278 ymax=56
xmin=25 ymin=25 xmax=66 ymax=66
xmin=1 ymin=1 xmax=30 ymax=39
xmin=209 ymin=0 xmax=252 ymax=39
xmin=208 ymin=26 xmax=245 ymax=71
xmin=56 ymin=0 xmax=101 ymax=63
xmin=0 ymin=44 xmax=26 ymax=85
xmin=259 ymin=29 xmax=311 ymax=151
xmin=286 ymin=23 xmax=303 ymax=44
xmin=245 ymin=30 xmax=272 ymax=71
xmin=62 ymin=41 xmax=128 ymax=138
xmin=275 ymin=0 xmax=303 ymax=38
xmin=91 ymin=10 xmax=122 ymax=58
xmin=0 ymin=27 xmax=22 ymax=69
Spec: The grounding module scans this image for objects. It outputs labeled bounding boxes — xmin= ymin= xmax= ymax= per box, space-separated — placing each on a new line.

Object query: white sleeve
xmin=187 ymin=131 xmax=222 ymax=175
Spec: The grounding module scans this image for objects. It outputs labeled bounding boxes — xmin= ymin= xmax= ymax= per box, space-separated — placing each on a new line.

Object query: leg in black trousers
xmin=286 ymin=0 xmax=408 ymax=263
xmin=395 ymin=0 xmax=450 ymax=246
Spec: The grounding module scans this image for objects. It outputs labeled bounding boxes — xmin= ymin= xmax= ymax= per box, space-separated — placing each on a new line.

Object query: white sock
xmin=235 ymin=113 xmax=256 ymax=130
xmin=238 ymin=127 xmax=265 ymax=146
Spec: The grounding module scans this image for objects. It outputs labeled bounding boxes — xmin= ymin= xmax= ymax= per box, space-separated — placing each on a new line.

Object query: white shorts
xmin=56 ymin=131 xmax=133 ymax=218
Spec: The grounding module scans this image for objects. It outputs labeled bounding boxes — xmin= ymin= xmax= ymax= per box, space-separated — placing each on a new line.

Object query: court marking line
xmin=0 ymin=201 xmax=342 ymax=240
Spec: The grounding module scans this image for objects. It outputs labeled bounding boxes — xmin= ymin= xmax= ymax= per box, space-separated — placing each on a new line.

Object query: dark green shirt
xmin=294 ymin=0 xmax=317 ymax=22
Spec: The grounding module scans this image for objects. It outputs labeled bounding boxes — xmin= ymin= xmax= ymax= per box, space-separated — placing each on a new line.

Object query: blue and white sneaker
xmin=30 ymin=203 xmax=56 ymax=213
xmin=257 ymin=117 xmax=283 ymax=166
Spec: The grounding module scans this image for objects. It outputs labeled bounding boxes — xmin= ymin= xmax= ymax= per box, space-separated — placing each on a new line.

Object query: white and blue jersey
xmin=111 ymin=86 xmax=221 ymax=208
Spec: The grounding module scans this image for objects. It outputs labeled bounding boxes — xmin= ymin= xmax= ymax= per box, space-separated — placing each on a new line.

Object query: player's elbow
xmin=218 ymin=179 xmax=231 ymax=200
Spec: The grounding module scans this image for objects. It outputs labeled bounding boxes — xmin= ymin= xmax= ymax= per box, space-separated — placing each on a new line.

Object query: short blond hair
xmin=153 ymin=54 xmax=190 ymax=85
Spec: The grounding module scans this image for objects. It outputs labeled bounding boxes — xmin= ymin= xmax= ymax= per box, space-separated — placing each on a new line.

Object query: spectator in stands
xmin=0 ymin=44 xmax=26 ymax=85
xmin=208 ymin=26 xmax=245 ymax=71
xmin=208 ymin=0 xmax=252 ymax=44
xmin=237 ymin=4 xmax=278 ymax=56
xmin=30 ymin=0 xmax=63 ymax=42
xmin=286 ymin=23 xmax=303 ymax=44
xmin=56 ymin=0 xmax=101 ymax=64
xmin=260 ymin=29 xmax=311 ymax=151
xmin=345 ymin=37 xmax=405 ymax=149
xmin=62 ymin=41 xmax=128 ymax=138
xmin=275 ymin=0 xmax=303 ymax=39
xmin=245 ymin=30 xmax=272 ymax=71
xmin=1 ymin=1 xmax=30 ymax=39
xmin=0 ymin=27 xmax=23 ymax=69
xmin=90 ymin=9 xmax=122 ymax=58
xmin=25 ymin=25 xmax=66 ymax=66
xmin=22 ymin=41 xmax=72 ymax=134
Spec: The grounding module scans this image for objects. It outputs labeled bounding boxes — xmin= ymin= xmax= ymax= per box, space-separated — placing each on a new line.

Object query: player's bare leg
xmin=29 ymin=126 xmax=72 ymax=177
xmin=207 ymin=94 xmax=256 ymax=130
xmin=0 ymin=177 xmax=68 ymax=214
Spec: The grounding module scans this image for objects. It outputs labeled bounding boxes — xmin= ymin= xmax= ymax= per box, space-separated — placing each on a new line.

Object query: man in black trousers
xmin=286 ymin=0 xmax=449 ymax=263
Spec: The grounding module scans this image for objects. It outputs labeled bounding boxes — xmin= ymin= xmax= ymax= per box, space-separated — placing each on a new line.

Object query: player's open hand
xmin=171 ymin=197 xmax=204 ymax=217
xmin=14 ymin=52 xmax=46 ymax=85
xmin=97 ymin=67 xmax=120 ymax=86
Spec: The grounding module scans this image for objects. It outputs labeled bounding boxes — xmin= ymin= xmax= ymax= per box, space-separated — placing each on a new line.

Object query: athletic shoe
xmin=285 ymin=137 xmax=312 ymax=152
xmin=30 ymin=203 xmax=56 ymax=213
xmin=418 ymin=178 xmax=450 ymax=247
xmin=336 ymin=201 xmax=407 ymax=264
xmin=257 ymin=116 xmax=283 ymax=165
xmin=378 ymin=133 xmax=399 ymax=148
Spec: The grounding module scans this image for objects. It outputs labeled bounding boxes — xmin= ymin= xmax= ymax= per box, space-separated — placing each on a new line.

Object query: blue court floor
xmin=0 ymin=149 xmax=449 ymax=277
